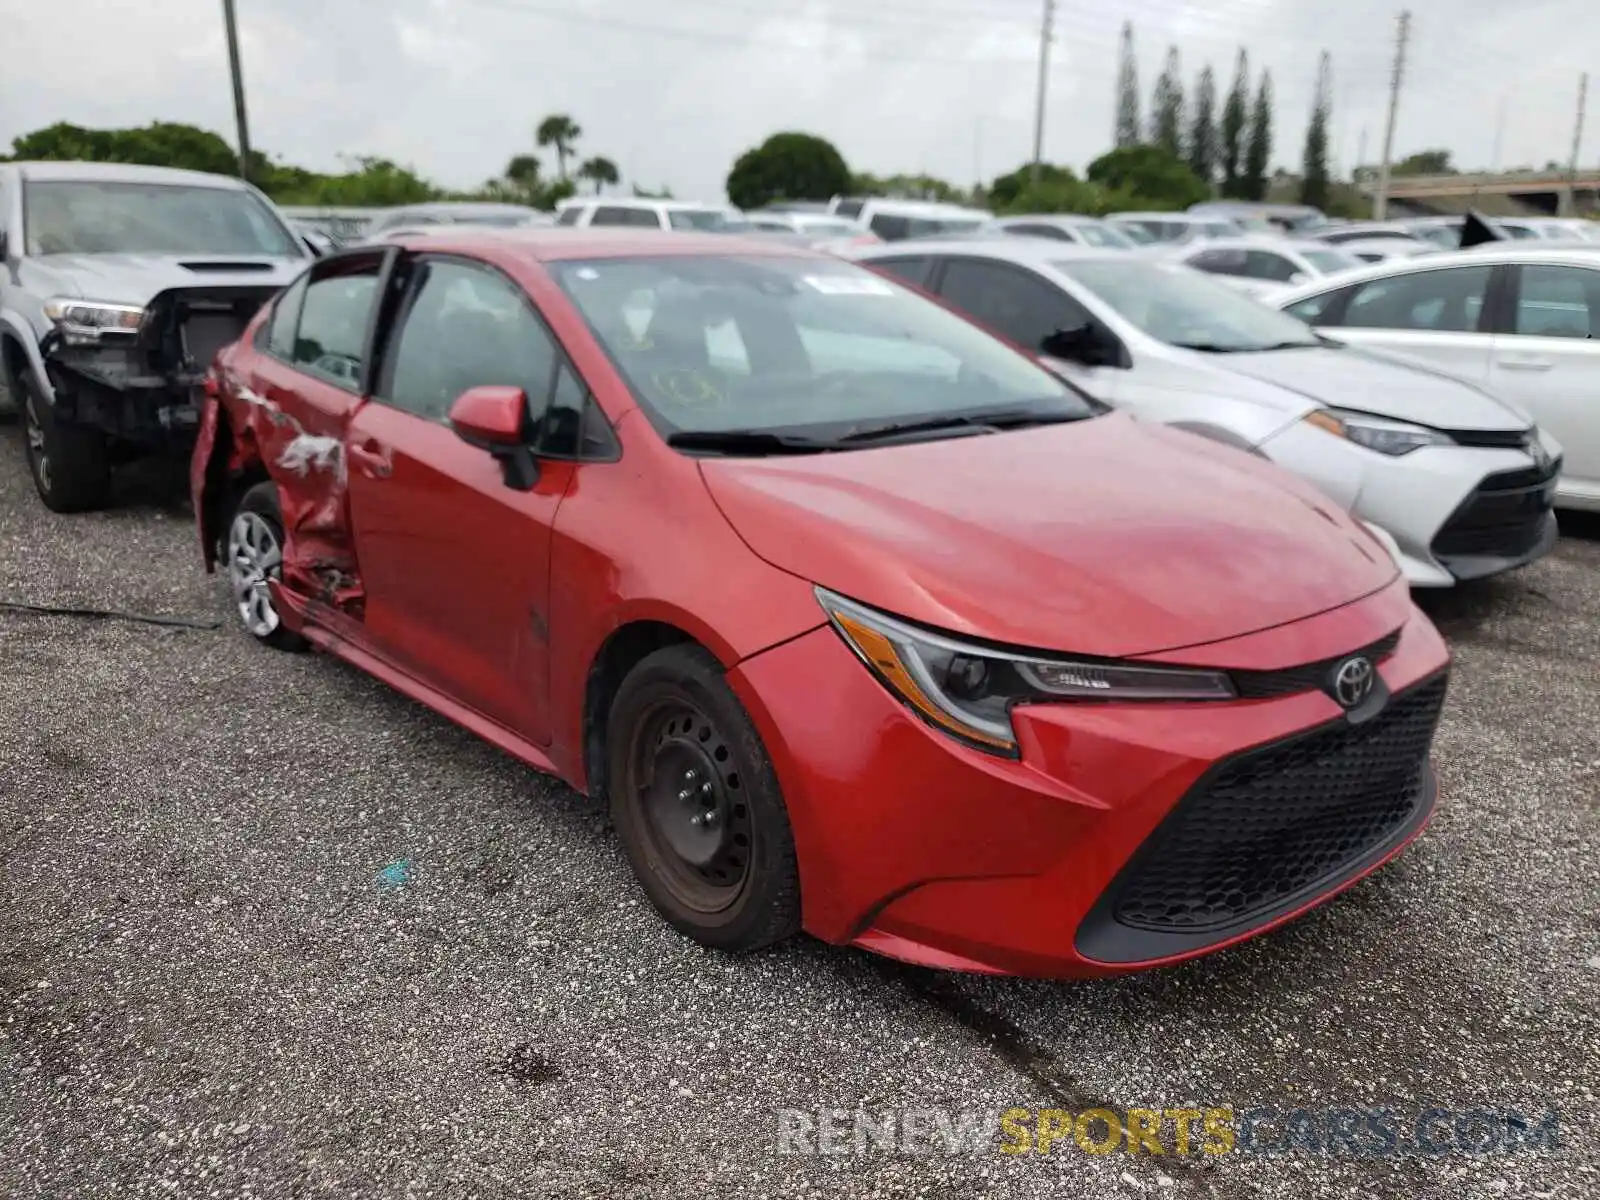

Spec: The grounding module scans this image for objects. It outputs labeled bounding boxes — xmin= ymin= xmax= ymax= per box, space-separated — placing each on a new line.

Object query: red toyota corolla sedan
xmin=191 ymin=229 xmax=1451 ymax=978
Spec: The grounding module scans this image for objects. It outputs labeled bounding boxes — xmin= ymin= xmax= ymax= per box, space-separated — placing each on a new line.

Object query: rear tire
xmin=20 ymin=374 xmax=113 ymax=513
xmin=607 ymin=644 xmax=801 ymax=953
xmin=225 ymin=482 xmax=308 ymax=652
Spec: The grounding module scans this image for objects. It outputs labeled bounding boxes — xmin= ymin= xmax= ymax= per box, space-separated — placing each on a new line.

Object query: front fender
xmin=0 ymin=309 xmax=52 ymax=401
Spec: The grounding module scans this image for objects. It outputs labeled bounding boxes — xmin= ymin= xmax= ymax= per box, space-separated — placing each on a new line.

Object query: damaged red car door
xmin=342 ymin=254 xmax=575 ymax=743
xmin=236 ymin=256 xmax=383 ymax=590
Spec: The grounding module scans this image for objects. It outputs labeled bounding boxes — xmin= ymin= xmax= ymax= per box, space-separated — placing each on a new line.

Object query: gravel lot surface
xmin=1 ymin=416 xmax=1596 ymax=1199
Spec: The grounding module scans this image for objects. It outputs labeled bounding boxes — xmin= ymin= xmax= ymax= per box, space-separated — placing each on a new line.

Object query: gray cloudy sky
xmin=0 ymin=0 xmax=1590 ymax=200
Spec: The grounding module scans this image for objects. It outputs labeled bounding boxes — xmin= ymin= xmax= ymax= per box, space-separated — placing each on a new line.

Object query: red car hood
xmin=699 ymin=414 xmax=1398 ymax=659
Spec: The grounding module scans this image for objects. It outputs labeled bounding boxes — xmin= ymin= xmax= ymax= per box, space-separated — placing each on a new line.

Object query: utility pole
xmin=1030 ymin=0 xmax=1054 ymax=184
xmin=1565 ymin=72 xmax=1588 ymax=216
xmin=222 ymin=0 xmax=253 ymax=182
xmin=1372 ymin=9 xmax=1410 ymax=220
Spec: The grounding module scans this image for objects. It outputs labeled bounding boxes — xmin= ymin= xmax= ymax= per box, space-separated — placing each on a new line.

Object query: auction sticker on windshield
xmin=802 ymin=274 xmax=896 ymax=296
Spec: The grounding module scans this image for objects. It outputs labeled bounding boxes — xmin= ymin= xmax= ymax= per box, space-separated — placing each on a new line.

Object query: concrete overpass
xmin=1361 ymin=171 xmax=1600 ymax=216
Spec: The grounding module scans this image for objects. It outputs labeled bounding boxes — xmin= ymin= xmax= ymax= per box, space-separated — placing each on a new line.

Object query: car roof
xmin=8 ymin=160 xmax=256 ymax=189
xmin=560 ymin=197 xmax=734 ymax=212
xmin=848 ymin=237 xmax=1126 ymax=266
xmin=1179 ymin=235 xmax=1339 ymax=254
xmin=1271 ymin=244 xmax=1600 ymax=302
xmin=369 ymin=227 xmax=820 ymax=263
xmin=389 ymin=201 xmax=540 ymax=216
xmin=1108 ymin=212 xmax=1219 ymax=223
xmin=989 ymin=213 xmax=1103 ymax=225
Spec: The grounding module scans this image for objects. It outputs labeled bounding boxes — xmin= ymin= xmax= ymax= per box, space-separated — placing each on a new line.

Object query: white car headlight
xmin=1303 ymin=407 xmax=1452 ymax=456
xmin=43 ymin=298 xmax=145 ymax=341
xmin=817 ymin=588 xmax=1236 ymax=756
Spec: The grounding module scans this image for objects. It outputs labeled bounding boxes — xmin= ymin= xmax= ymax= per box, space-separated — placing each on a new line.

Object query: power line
xmin=1372 ymin=8 xmax=1410 ymax=220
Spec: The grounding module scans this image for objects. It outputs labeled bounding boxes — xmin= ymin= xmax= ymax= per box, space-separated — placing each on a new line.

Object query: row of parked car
xmin=0 ymin=158 xmax=1588 ymax=979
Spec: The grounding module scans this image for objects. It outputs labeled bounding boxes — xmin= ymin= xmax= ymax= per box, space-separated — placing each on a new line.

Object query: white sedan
xmin=1272 ymin=246 xmax=1600 ymax=512
xmin=846 ymin=238 xmax=1563 ymax=587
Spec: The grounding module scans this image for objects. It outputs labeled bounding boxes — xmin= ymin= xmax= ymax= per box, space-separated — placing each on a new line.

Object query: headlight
xmin=1303 ymin=407 xmax=1452 ymax=456
xmin=817 ymin=588 xmax=1237 ymax=756
xmin=43 ymin=299 xmax=145 ymax=340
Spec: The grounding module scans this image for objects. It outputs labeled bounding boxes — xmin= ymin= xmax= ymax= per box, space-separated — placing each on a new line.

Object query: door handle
xmin=348 ymin=437 xmax=393 ymax=478
xmin=1495 ymin=356 xmax=1553 ymax=371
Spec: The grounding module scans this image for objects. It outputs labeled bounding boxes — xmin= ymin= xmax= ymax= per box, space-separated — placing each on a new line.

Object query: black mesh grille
xmin=1230 ymin=630 xmax=1401 ymax=700
xmin=1431 ymin=460 xmax=1560 ymax=560
xmin=1109 ymin=674 xmax=1448 ymax=932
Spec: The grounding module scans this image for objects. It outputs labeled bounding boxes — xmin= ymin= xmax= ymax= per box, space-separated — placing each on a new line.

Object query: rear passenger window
xmin=1244 ymin=251 xmax=1300 ymax=282
xmin=868 ymin=257 xmax=934 ymax=288
xmin=1189 ymin=249 xmax=1247 ymax=276
xmin=591 ymin=206 xmax=660 ymax=228
xmin=1514 ymin=264 xmax=1599 ymax=338
xmin=869 ymin=214 xmax=910 ymax=241
xmin=556 ymin=206 xmax=583 ymax=226
xmin=293 ymin=271 xmax=380 ymax=389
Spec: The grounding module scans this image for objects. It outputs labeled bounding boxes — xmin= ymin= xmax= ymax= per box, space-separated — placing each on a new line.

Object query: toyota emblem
xmin=1332 ymin=656 xmax=1375 ymax=709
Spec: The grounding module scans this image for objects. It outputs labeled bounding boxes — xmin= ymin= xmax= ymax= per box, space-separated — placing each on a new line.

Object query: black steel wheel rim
xmin=629 ymin=698 xmax=753 ymax=914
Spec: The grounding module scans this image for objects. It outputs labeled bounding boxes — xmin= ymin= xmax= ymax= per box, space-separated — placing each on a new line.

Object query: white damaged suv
xmin=0 ymin=161 xmax=310 ymax=512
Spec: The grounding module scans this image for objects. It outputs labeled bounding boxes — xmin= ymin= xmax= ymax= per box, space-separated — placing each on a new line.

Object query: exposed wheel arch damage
xmin=191 ymin=370 xmax=361 ymax=614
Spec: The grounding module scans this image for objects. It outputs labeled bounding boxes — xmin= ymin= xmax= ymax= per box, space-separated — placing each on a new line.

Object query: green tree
xmin=989 ymin=162 xmax=1080 ymax=211
xmin=578 ymin=156 xmax=620 ymax=194
xmin=1219 ymin=49 xmax=1249 ymax=198
xmin=852 ymin=172 xmax=967 ymax=202
xmin=1086 ymin=143 xmax=1210 ymax=210
xmin=536 ymin=114 xmax=582 ymax=181
xmin=1243 ymin=70 xmax=1274 ymax=201
xmin=725 ymin=132 xmax=851 ymax=210
xmin=1300 ymin=53 xmax=1332 ymax=209
xmin=632 ymin=182 xmax=675 ymax=199
xmin=504 ymin=154 xmax=542 ymax=189
xmin=1150 ymin=48 xmax=1185 ymax=160
xmin=1393 ymin=149 xmax=1454 ymax=176
xmin=1187 ymin=65 xmax=1218 ymax=189
xmin=11 ymin=121 xmax=240 ymax=176
xmin=1114 ymin=22 xmax=1141 ymax=149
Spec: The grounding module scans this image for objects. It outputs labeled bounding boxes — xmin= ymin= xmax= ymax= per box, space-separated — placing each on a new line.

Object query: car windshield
xmin=668 ymin=209 xmax=740 ymax=232
xmin=1074 ymin=223 xmax=1135 ymax=249
xmin=552 ymin=255 xmax=1098 ymax=445
xmin=1300 ymin=248 xmax=1363 ymax=274
xmin=23 ymin=180 xmax=302 ymax=257
xmin=796 ymin=218 xmax=859 ymax=237
xmin=1055 ymin=258 xmax=1321 ymax=352
xmin=1114 ymin=222 xmax=1156 ymax=244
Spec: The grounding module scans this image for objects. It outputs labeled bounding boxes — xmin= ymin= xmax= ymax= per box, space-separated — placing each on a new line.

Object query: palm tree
xmin=536 ymin=114 xmax=582 ymax=182
xmin=578 ymin=156 xmax=619 ymax=195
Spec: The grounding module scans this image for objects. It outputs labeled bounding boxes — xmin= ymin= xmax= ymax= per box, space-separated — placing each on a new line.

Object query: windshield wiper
xmin=666 ymin=430 xmax=837 ymax=455
xmin=1171 ymin=340 xmax=1318 ymax=353
xmin=836 ymin=406 xmax=1089 ymax=444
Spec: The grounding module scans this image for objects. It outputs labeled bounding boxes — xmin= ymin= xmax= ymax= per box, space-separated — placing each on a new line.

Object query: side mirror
xmin=449 ymin=385 xmax=539 ymax=490
xmin=1040 ymin=323 xmax=1118 ymax=367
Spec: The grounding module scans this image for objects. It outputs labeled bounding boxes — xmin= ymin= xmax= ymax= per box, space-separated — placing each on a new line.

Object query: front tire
xmin=607 ymin=644 xmax=801 ymax=953
xmin=20 ymin=374 xmax=113 ymax=513
xmin=225 ymin=482 xmax=308 ymax=652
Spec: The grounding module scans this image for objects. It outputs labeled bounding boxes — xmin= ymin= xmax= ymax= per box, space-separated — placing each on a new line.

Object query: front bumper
xmin=727 ymin=578 xmax=1450 ymax=978
xmin=1257 ymin=421 xmax=1561 ymax=587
